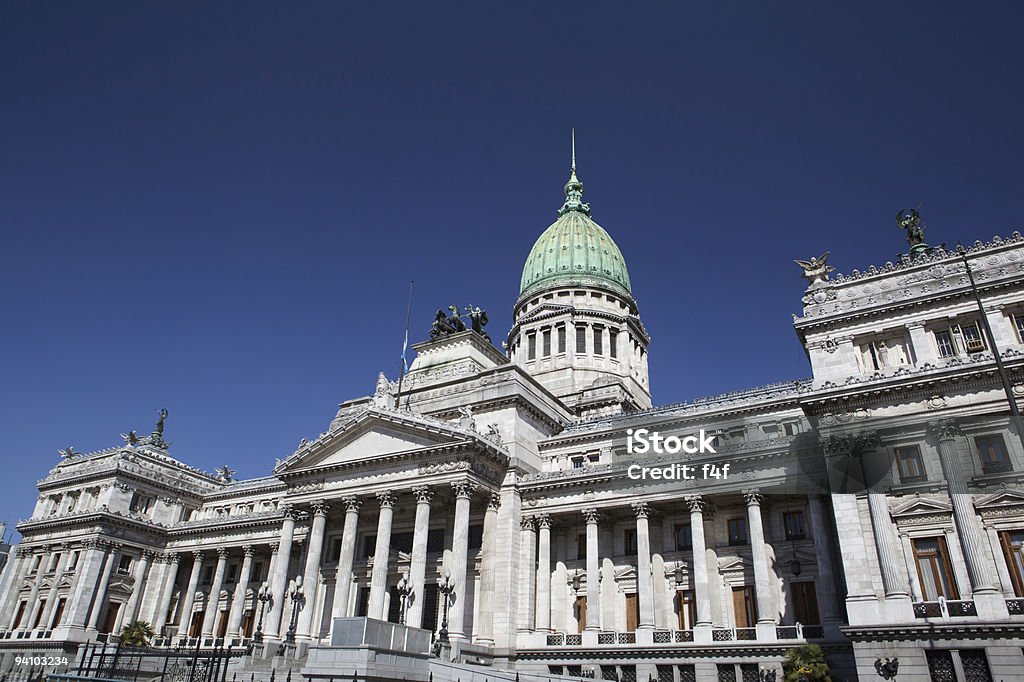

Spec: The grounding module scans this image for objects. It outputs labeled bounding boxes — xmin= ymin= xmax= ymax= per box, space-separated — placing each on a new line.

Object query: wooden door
xmin=216 ymin=609 xmax=229 ymax=638
xmin=242 ymin=611 xmax=254 ymax=637
xmin=100 ymin=603 xmax=121 ymax=634
xmin=575 ymin=596 xmax=587 ymax=633
xmin=625 ymin=593 xmax=639 ymax=632
xmin=732 ymin=587 xmax=755 ymax=628
xmin=188 ymin=610 xmax=203 ymax=637
xmin=791 ymin=582 xmax=820 ymax=625
xmin=676 ymin=590 xmax=696 ymax=630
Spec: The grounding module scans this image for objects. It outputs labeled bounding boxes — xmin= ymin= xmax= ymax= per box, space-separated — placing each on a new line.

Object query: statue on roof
xmin=215 ymin=465 xmax=236 ymax=483
xmin=154 ymin=408 xmax=168 ymax=436
xmin=465 ymin=305 xmax=490 ymax=341
xmin=794 ymin=252 xmax=834 ymax=287
xmin=58 ymin=446 xmax=77 ymax=459
xmin=898 ymin=208 xmax=926 ymax=249
xmin=120 ymin=431 xmax=140 ymax=446
xmin=430 ymin=305 xmax=467 ymax=338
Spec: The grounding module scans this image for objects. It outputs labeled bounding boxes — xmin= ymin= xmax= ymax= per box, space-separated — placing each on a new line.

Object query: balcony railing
xmin=913 ymin=597 xmax=977 ymax=618
xmin=1007 ymin=598 xmax=1024 ymax=615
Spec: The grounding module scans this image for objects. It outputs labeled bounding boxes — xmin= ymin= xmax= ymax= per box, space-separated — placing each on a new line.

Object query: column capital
xmin=743 ymin=490 xmax=763 ymax=507
xmin=412 ymin=486 xmax=434 ymax=505
xmin=58 ymin=542 xmax=72 ymax=552
xmin=281 ymin=503 xmax=298 ymax=520
xmin=80 ymin=538 xmax=103 ymax=550
xmin=582 ymin=508 xmax=601 ymax=525
xmin=165 ymin=552 xmax=182 ymax=564
xmin=342 ymin=496 xmax=362 ymax=513
xmin=928 ymin=418 xmax=963 ymax=443
xmin=376 ymin=490 xmax=397 ymax=508
xmin=216 ymin=547 xmax=230 ymax=560
xmin=192 ymin=549 xmax=205 ymax=562
xmin=487 ymin=493 xmax=501 ymax=512
xmin=311 ymin=500 xmax=330 ymax=517
xmin=242 ymin=545 xmax=255 ymax=558
xmin=520 ymin=515 xmax=536 ymax=531
xmin=536 ymin=513 xmax=552 ymax=529
xmin=451 ymin=480 xmax=478 ymax=499
xmin=268 ymin=542 xmax=280 ymax=555
xmin=631 ymin=501 xmax=651 ymax=519
xmin=142 ymin=549 xmax=159 ymax=562
xmin=685 ymin=495 xmax=705 ymax=513
xmin=16 ymin=546 xmax=32 ymax=559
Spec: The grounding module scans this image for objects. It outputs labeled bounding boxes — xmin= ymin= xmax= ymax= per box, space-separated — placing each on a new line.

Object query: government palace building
xmin=2 ymin=159 xmax=1024 ymax=682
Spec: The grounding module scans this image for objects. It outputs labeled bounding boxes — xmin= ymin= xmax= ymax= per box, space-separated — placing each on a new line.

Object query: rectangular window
xmin=624 ymin=529 xmax=637 ymax=555
xmin=958 ymin=649 xmax=992 ymax=680
xmin=975 ymin=434 xmax=1011 ymax=473
xmin=577 ymin=534 xmax=587 ymax=561
xmin=676 ymin=590 xmax=696 ymax=630
xmin=609 ymin=329 xmax=618 ymax=358
xmin=468 ymin=524 xmax=484 ymax=550
xmin=329 ymin=538 xmax=342 ymax=562
xmin=362 ymin=535 xmax=377 ymax=559
xmin=571 ymin=456 xmax=585 ymax=469
xmin=1000 ymin=530 xmax=1024 ymax=597
xmin=731 ymin=586 xmax=757 ymax=628
xmin=576 ymin=325 xmax=586 ymax=354
xmin=961 ymin=320 xmax=986 ymax=352
xmin=355 ymin=587 xmax=370 ymax=617
xmin=913 ymin=536 xmax=959 ymax=601
xmin=1014 ymin=314 xmax=1024 ymax=343
xmin=935 ymin=330 xmax=955 ymax=358
xmin=391 ymin=532 xmax=414 ymax=554
xmin=118 ymin=555 xmax=133 ymax=575
xmin=542 ymin=329 xmax=551 ymax=357
xmin=527 ymin=334 xmax=536 ymax=360
xmin=200 ymin=566 xmax=213 ymax=584
xmin=226 ymin=563 xmax=238 ymax=583
xmin=557 ymin=325 xmax=566 ymax=353
xmin=728 ymin=518 xmax=748 ymax=546
xmin=675 ymin=524 xmax=692 ymax=551
xmin=783 ymin=511 xmax=805 ymax=540
xmin=593 ymin=327 xmax=603 ymax=355
xmin=426 ymin=528 xmax=445 ymax=553
xmin=895 ymin=445 xmax=927 ymax=482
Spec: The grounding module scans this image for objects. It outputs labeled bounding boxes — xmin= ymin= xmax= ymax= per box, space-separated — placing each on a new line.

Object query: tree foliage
xmin=783 ymin=644 xmax=832 ymax=682
xmin=120 ymin=620 xmax=155 ymax=647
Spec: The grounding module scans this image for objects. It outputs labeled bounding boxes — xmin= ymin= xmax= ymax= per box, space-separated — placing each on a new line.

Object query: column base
xmin=755 ymin=622 xmax=777 ymax=641
xmin=974 ymin=590 xmax=1010 ymax=619
xmin=879 ymin=594 xmax=914 ymax=623
xmin=693 ymin=623 xmax=713 ymax=645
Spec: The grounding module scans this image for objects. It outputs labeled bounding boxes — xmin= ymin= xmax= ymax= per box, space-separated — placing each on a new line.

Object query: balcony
xmin=913 ymin=598 xmax=977 ymax=618
xmin=527 ymin=623 xmax=821 ymax=649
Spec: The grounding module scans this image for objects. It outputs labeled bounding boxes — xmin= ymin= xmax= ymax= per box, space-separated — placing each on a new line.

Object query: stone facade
xmin=2 ymin=166 xmax=1024 ymax=682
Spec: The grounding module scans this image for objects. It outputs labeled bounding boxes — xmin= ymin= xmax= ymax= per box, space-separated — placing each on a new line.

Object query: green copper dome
xmin=519 ymin=167 xmax=632 ymax=299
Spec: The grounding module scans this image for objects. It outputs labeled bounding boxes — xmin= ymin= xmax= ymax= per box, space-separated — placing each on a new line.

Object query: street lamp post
xmin=436 ymin=571 xmax=454 ymax=644
xmin=284 ymin=577 xmax=305 ymax=646
xmin=253 ymin=582 xmax=271 ymax=644
xmin=396 ymin=573 xmax=411 ymax=625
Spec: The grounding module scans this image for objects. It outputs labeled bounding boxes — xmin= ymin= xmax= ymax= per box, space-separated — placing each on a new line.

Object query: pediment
xmin=975 ymin=489 xmax=1024 ymax=510
xmin=275 ymin=409 xmax=487 ymax=475
xmin=890 ymin=496 xmax=953 ymax=518
xmin=518 ymin=303 xmax=573 ymax=324
xmin=718 ymin=556 xmax=750 ymax=572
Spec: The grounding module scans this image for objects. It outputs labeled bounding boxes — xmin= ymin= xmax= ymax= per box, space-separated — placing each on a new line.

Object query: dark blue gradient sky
xmin=2 ymin=2 xmax=1023 ymax=535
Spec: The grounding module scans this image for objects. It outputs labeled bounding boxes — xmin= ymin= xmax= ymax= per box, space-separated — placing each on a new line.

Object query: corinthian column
xmin=331 ymin=497 xmax=361 ymax=621
xmin=806 ymin=495 xmax=842 ymax=624
xmin=517 ymin=515 xmax=537 ymax=633
xmin=535 ymin=514 xmax=552 ymax=631
xmin=744 ymin=491 xmax=777 ymax=640
xmin=265 ymin=505 xmax=297 ymax=639
xmin=298 ymin=501 xmax=329 ymax=638
xmin=122 ymin=550 xmax=154 ymax=626
xmin=475 ymin=493 xmax=500 ymax=643
xmin=153 ymin=553 xmax=181 ymax=634
xmin=632 ymin=502 xmax=655 ymax=630
xmin=406 ymin=487 xmax=433 ymax=629
xmin=368 ymin=491 xmax=396 ymax=620
xmin=227 ymin=547 xmax=255 ymax=637
xmin=175 ymin=551 xmax=204 ymax=638
xmin=449 ymin=480 xmax=476 ymax=641
xmin=86 ymin=544 xmax=121 ymax=631
xmin=201 ymin=548 xmax=229 ymax=636
xmin=60 ymin=539 xmax=106 ymax=629
xmin=2 ymin=548 xmax=33 ymax=629
xmin=928 ymin=419 xmax=1004 ymax=618
xmin=583 ymin=508 xmax=601 ymax=631
xmin=685 ymin=496 xmax=712 ymax=628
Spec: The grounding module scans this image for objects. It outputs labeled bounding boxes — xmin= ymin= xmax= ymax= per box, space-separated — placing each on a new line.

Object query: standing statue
xmin=120 ymin=431 xmax=140 ymax=446
xmin=154 ymin=408 xmax=169 ymax=436
xmin=794 ymin=252 xmax=834 ymax=287
xmin=465 ymin=305 xmax=490 ymax=341
xmin=897 ymin=208 xmax=926 ymax=248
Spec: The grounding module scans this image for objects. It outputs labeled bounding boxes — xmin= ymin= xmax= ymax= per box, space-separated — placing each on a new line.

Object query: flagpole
xmin=395 ymin=281 xmax=414 ymax=410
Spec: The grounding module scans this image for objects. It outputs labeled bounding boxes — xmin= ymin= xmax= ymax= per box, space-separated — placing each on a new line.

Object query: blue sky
xmin=2 ymin=2 xmax=1023 ymax=535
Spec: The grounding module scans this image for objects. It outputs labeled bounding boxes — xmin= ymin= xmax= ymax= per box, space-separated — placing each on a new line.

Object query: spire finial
xmin=558 ymin=129 xmax=590 ymax=217
xmin=571 ymin=128 xmax=576 ymax=172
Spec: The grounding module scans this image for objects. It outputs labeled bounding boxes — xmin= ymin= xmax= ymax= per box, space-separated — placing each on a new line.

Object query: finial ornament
xmin=559 ymin=130 xmax=591 ymax=217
